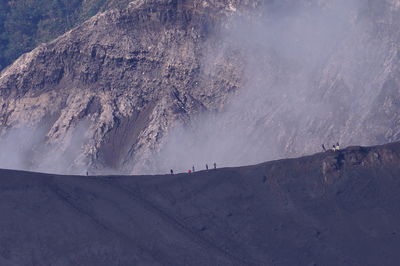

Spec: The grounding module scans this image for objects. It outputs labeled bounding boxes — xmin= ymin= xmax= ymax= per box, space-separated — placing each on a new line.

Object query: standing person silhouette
xmin=206 ymin=164 xmax=209 ymax=170
xmin=170 ymin=169 xmax=174 ymax=175
xmin=192 ymin=166 xmax=195 ymax=172
xmin=213 ymin=162 xmax=216 ymax=170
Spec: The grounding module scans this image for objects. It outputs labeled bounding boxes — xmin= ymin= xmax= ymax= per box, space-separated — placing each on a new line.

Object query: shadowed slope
xmin=0 ymin=141 xmax=400 ymax=265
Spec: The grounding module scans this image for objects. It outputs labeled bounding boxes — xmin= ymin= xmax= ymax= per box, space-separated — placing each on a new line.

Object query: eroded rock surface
xmin=0 ymin=0 xmax=400 ymax=174
xmin=0 ymin=0 xmax=257 ymax=173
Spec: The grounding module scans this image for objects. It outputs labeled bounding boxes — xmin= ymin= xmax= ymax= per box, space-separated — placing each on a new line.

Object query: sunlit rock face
xmin=0 ymin=0 xmax=399 ymax=174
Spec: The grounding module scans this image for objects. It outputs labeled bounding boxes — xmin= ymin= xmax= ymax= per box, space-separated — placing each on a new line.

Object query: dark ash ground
xmin=0 ymin=142 xmax=400 ymax=266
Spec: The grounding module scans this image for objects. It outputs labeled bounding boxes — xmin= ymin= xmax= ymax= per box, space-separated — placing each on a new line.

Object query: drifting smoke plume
xmin=0 ymin=121 xmax=90 ymax=174
xmin=152 ymin=0 xmax=384 ymax=174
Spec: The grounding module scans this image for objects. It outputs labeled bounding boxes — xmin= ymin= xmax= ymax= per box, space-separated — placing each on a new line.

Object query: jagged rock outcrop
xmin=0 ymin=0 xmax=400 ymax=174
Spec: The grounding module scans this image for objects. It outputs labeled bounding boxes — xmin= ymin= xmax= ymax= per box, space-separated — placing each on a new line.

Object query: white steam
xmin=151 ymin=0 xmax=390 ymax=174
xmin=0 ymin=121 xmax=90 ymax=174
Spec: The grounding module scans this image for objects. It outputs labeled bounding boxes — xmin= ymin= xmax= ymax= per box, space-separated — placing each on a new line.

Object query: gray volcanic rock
xmin=0 ymin=0 xmax=400 ymax=174
xmin=0 ymin=142 xmax=400 ymax=265
xmin=0 ymin=0 xmax=255 ymax=173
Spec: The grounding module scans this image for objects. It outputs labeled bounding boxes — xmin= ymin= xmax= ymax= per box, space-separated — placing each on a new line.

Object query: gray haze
xmin=152 ymin=0 xmax=383 ymax=174
xmin=0 ymin=121 xmax=90 ymax=174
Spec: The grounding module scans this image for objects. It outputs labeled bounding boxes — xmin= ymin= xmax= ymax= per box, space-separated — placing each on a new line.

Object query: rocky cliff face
xmin=0 ymin=0 xmax=399 ymax=174
xmin=0 ymin=0 xmax=255 ymax=173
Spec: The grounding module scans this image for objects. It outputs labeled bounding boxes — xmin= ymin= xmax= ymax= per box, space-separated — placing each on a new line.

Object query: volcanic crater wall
xmin=0 ymin=0 xmax=400 ymax=174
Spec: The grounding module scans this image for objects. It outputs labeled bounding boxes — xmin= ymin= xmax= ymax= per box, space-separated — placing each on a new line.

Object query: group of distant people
xmin=170 ymin=162 xmax=217 ymax=175
xmin=171 ymin=141 xmax=343 ymax=175
xmin=322 ymin=142 xmax=340 ymax=152
xmin=83 ymin=140 xmax=342 ymax=177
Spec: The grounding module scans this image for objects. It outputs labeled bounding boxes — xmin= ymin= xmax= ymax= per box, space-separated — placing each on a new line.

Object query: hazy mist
xmin=152 ymin=0 xmax=377 ymax=174
xmin=0 ymin=121 xmax=90 ymax=174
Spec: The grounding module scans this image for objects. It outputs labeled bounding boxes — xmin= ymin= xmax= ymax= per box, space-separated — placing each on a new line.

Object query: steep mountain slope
xmin=0 ymin=0 xmax=258 ymax=174
xmin=0 ymin=0 xmax=400 ymax=174
xmin=0 ymin=141 xmax=400 ymax=265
